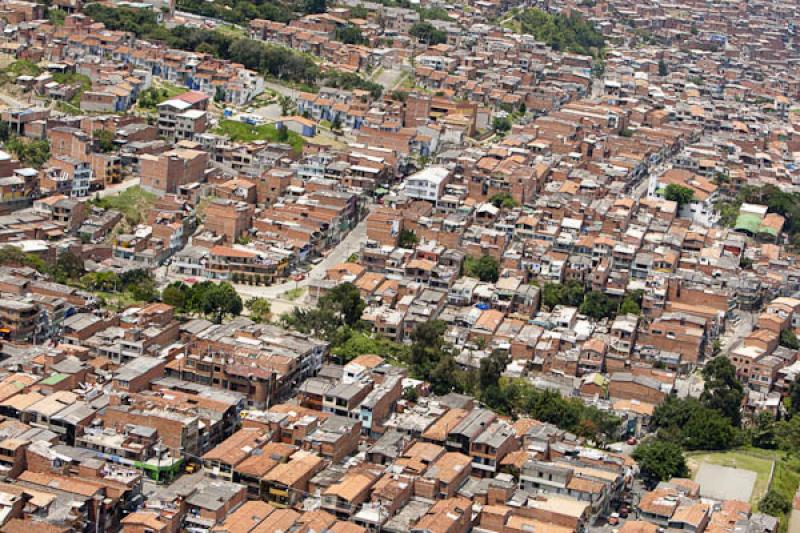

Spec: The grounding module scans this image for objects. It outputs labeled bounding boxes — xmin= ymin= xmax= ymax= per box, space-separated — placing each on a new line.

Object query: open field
xmin=687 ymin=449 xmax=774 ymax=506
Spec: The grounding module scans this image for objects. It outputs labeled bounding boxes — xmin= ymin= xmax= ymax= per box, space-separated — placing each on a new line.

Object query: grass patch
xmin=93 ymin=290 xmax=141 ymax=311
xmin=213 ymin=119 xmax=304 ymax=153
xmin=770 ymin=454 xmax=800 ymax=533
xmin=53 ymin=72 xmax=92 ymax=107
xmin=214 ymin=23 xmax=246 ymax=39
xmin=687 ymin=449 xmax=774 ymax=506
xmin=56 ymin=100 xmax=83 ymax=115
xmin=283 ymin=286 xmax=305 ymax=300
xmin=91 ymin=186 xmax=157 ymax=226
xmin=5 ymin=60 xmax=42 ymax=77
xmin=136 ymin=81 xmax=188 ymax=111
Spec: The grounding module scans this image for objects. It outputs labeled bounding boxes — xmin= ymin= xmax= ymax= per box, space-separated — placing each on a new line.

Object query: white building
xmin=403 ymin=166 xmax=451 ymax=205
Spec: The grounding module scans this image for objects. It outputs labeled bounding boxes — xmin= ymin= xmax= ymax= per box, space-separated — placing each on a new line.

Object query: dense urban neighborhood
xmin=0 ymin=0 xmax=795 ymax=531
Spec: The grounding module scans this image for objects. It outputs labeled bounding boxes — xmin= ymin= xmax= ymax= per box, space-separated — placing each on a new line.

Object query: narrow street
xmin=159 ymin=213 xmax=370 ymax=315
xmin=229 ymin=214 xmax=369 ymax=301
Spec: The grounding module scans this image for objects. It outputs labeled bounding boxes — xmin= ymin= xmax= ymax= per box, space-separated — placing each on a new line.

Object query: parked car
xmin=608 ymin=513 xmax=620 ymax=526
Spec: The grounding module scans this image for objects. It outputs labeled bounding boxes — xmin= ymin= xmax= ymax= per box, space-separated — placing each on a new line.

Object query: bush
xmin=760 ymin=489 xmax=791 ymax=517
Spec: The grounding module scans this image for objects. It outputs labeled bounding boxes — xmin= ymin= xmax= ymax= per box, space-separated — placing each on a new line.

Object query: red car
xmin=627 ymin=437 xmax=638 ymax=445
xmin=292 ymin=274 xmax=306 ymax=282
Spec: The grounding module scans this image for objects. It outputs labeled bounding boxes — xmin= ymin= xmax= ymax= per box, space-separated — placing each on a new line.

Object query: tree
xmin=323 ymin=282 xmax=365 ymax=326
xmin=633 ymin=439 xmax=689 ymax=488
xmin=278 ymin=95 xmax=293 ymax=116
xmin=47 ymin=7 xmax=66 ymax=25
xmin=664 ymin=183 xmax=695 ymax=210
xmin=750 ymin=411 xmax=777 ymax=449
xmin=658 ymin=58 xmax=668 ymax=76
xmin=335 ymin=25 xmax=366 ymax=44
xmin=492 ymin=116 xmax=512 ymax=133
xmin=409 ymin=21 xmax=447 ymax=44
xmin=276 ymin=123 xmax=289 ymax=142
xmin=331 ymin=115 xmax=342 ymax=132
xmin=403 ymin=386 xmax=419 ymax=402
xmin=776 ymin=414 xmax=800 ymax=451
xmin=789 ymin=380 xmax=800 ymax=417
xmin=398 ymin=229 xmax=418 ymax=248
xmin=93 ymin=129 xmax=115 ymax=153
xmin=200 ymin=282 xmax=243 ymax=323
xmin=489 ymin=192 xmax=518 ymax=209
xmin=619 ymin=298 xmax=641 ymax=315
xmin=5 ymin=138 xmax=50 ymax=168
xmin=80 ymin=271 xmax=119 ymax=292
xmin=304 ymin=0 xmax=326 ymax=14
xmin=780 ymin=329 xmax=800 ymax=350
xmin=464 ymin=255 xmax=500 ymax=283
xmin=479 ymin=350 xmax=508 ymax=391
xmin=701 ymin=356 xmax=745 ymax=427
xmin=131 ymin=278 xmax=159 ymax=302
xmin=162 ymin=283 xmax=188 ymax=310
xmin=579 ymin=291 xmax=616 ymax=320
xmin=542 ymin=280 xmax=585 ymax=310
xmin=760 ymin=490 xmax=791 ymax=517
xmin=246 ymin=297 xmax=272 ymax=323
xmin=409 ymin=320 xmax=447 ymax=374
xmin=652 ymin=396 xmax=738 ymax=450
xmin=682 ymin=408 xmax=738 ymax=449
xmin=514 ymin=8 xmax=605 ymax=58
xmin=51 ymin=252 xmax=84 ymax=283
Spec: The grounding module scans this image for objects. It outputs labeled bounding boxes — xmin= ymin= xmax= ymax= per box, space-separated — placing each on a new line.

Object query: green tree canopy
xmin=542 ymin=280 xmax=585 ymax=309
xmin=489 ymin=192 xmax=519 ymax=209
xmin=701 ymin=356 xmax=745 ymax=427
xmin=410 ymin=21 xmax=447 ymax=44
xmin=633 ymin=439 xmax=689 ymax=488
xmin=464 ymin=255 xmax=500 ymax=283
xmin=335 ymin=25 xmax=366 ymax=44
xmin=760 ymin=490 xmax=791 ymax=517
xmin=579 ymin=291 xmax=616 ymax=320
xmin=664 ymin=183 xmax=695 ymax=209
xmin=200 ymin=282 xmax=243 ymax=323
xmin=162 ymin=283 xmax=188 ymax=310
xmin=245 ymin=297 xmax=272 ymax=323
xmin=398 ymin=229 xmax=418 ymax=248
xmin=652 ymin=396 xmax=739 ymax=450
xmin=514 ymin=8 xmax=604 ymax=58
xmin=780 ymin=329 xmax=799 ymax=350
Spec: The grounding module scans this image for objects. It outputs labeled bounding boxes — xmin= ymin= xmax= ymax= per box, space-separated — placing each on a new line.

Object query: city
xmin=0 ymin=0 xmax=793 ymax=531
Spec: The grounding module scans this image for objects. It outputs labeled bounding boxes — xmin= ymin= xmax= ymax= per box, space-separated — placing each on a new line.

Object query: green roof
xmin=40 ymin=373 xmax=68 ymax=386
xmin=735 ymin=213 xmax=761 ymax=234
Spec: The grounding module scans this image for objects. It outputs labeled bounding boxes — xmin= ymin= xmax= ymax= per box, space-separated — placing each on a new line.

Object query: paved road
xmin=372 ymin=66 xmax=408 ymax=91
xmin=264 ymin=81 xmax=298 ymax=99
xmin=230 ymin=215 xmax=369 ymax=301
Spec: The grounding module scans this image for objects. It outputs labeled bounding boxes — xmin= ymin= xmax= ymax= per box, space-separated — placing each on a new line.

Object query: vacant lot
xmin=687 ymin=450 xmax=774 ymax=505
